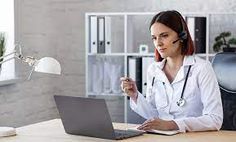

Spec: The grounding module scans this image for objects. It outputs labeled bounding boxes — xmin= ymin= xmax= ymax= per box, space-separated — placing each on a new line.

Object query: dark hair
xmin=150 ymin=10 xmax=195 ymax=61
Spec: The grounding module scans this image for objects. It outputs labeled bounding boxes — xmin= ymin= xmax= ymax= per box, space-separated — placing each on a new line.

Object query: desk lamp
xmin=0 ymin=44 xmax=61 ymax=137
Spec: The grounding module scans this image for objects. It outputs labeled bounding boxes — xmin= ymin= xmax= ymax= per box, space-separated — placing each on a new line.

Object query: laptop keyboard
xmin=114 ymin=129 xmax=144 ymax=140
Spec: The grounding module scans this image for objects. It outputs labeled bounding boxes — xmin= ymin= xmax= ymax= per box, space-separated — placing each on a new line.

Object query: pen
xmin=162 ymin=82 xmax=168 ymax=96
xmin=152 ymin=77 xmax=155 ymax=86
xmin=126 ymin=78 xmax=130 ymax=82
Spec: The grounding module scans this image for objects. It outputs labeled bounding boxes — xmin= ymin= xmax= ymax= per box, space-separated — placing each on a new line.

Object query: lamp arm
xmin=19 ymin=56 xmax=38 ymax=67
xmin=0 ymin=50 xmax=38 ymax=67
xmin=27 ymin=67 xmax=35 ymax=80
xmin=0 ymin=44 xmax=61 ymax=76
xmin=0 ymin=56 xmax=15 ymax=65
xmin=0 ymin=51 xmax=16 ymax=62
xmin=0 ymin=44 xmax=23 ymax=65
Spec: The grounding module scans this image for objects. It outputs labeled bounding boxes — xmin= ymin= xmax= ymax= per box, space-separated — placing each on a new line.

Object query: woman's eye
xmin=161 ymin=34 xmax=168 ymax=38
xmin=151 ymin=36 xmax=157 ymax=40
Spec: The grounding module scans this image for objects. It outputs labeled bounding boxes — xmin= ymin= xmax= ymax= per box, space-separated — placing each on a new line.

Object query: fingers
xmin=120 ymin=77 xmax=132 ymax=81
xmin=120 ymin=77 xmax=135 ymax=91
xmin=138 ymin=121 xmax=153 ymax=131
xmin=120 ymin=77 xmax=138 ymax=100
xmin=137 ymin=118 xmax=156 ymax=131
xmin=121 ymin=84 xmax=133 ymax=94
xmin=122 ymin=83 xmax=133 ymax=90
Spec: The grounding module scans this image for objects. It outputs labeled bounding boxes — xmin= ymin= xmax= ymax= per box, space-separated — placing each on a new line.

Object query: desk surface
xmin=0 ymin=119 xmax=236 ymax=142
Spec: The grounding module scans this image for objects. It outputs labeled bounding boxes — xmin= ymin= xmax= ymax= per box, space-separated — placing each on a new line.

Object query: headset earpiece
xmin=178 ymin=31 xmax=187 ymax=40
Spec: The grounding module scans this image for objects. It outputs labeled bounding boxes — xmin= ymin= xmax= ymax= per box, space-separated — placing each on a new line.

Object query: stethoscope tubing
xmin=151 ymin=65 xmax=192 ymax=107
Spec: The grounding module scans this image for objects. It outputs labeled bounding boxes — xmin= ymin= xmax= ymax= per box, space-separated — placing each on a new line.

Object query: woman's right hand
xmin=120 ymin=77 xmax=138 ymax=102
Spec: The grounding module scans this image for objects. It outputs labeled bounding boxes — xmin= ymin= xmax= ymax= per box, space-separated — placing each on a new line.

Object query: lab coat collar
xmin=155 ymin=59 xmax=166 ymax=70
xmin=154 ymin=55 xmax=196 ymax=84
xmin=155 ymin=55 xmax=195 ymax=69
xmin=172 ymin=55 xmax=195 ymax=84
xmin=183 ymin=55 xmax=195 ymax=66
xmin=153 ymin=59 xmax=167 ymax=83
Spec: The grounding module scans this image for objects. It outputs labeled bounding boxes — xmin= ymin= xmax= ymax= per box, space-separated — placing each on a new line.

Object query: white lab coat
xmin=130 ymin=55 xmax=223 ymax=132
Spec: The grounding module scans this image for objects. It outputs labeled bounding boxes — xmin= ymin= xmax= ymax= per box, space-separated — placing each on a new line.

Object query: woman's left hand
xmin=137 ymin=118 xmax=178 ymax=131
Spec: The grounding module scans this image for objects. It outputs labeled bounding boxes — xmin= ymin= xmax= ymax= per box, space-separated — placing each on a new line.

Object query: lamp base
xmin=0 ymin=127 xmax=16 ymax=137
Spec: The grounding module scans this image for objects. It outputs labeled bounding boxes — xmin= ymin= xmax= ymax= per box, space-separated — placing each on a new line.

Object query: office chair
xmin=212 ymin=52 xmax=236 ymax=130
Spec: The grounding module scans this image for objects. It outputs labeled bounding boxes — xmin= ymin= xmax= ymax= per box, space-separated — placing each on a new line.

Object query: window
xmin=0 ymin=0 xmax=15 ymax=82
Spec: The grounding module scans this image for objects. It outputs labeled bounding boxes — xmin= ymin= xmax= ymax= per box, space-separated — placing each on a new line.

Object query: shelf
xmin=87 ymin=53 xmax=216 ymax=58
xmin=195 ymin=53 xmax=207 ymax=57
xmin=88 ymin=53 xmax=156 ymax=57
xmin=208 ymin=53 xmax=216 ymax=57
xmin=85 ymin=12 xmax=236 ymax=16
xmin=86 ymin=12 xmax=156 ymax=16
xmin=87 ymin=92 xmax=124 ymax=96
xmin=88 ymin=53 xmax=126 ymax=56
xmin=127 ymin=53 xmax=154 ymax=56
xmin=86 ymin=12 xmax=212 ymax=100
xmin=85 ymin=12 xmax=224 ymax=123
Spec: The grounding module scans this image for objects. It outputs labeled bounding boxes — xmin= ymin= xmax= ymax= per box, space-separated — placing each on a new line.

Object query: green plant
xmin=213 ymin=32 xmax=236 ymax=52
xmin=0 ymin=32 xmax=6 ymax=63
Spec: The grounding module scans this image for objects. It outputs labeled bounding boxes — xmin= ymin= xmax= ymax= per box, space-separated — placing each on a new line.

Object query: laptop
xmin=54 ymin=95 xmax=144 ymax=140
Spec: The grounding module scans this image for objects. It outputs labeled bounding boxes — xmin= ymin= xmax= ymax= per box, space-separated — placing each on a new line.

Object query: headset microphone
xmin=172 ymin=38 xmax=181 ymax=44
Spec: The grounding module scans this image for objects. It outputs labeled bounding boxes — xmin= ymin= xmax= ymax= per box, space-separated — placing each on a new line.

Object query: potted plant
xmin=213 ymin=32 xmax=236 ymax=52
xmin=0 ymin=32 xmax=6 ymax=66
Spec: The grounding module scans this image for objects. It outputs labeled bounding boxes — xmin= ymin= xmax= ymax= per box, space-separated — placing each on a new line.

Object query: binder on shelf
xmin=89 ymin=16 xmax=98 ymax=53
xmin=186 ymin=17 xmax=195 ymax=41
xmin=142 ymin=57 xmax=154 ymax=96
xmin=91 ymin=59 xmax=104 ymax=94
xmin=98 ymin=17 xmax=105 ymax=53
xmin=128 ymin=57 xmax=142 ymax=93
xmin=105 ymin=16 xmax=112 ymax=53
xmin=186 ymin=17 xmax=206 ymax=53
xmin=195 ymin=17 xmax=206 ymax=53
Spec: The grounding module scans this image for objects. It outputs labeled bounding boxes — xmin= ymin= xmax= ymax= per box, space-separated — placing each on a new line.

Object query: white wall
xmin=0 ymin=0 xmax=236 ymax=127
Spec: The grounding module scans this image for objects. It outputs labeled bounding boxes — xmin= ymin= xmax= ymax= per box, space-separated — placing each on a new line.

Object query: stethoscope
xmin=151 ymin=65 xmax=192 ymax=107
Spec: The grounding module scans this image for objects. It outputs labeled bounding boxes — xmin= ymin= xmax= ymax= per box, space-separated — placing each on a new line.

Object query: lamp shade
xmin=34 ymin=57 xmax=61 ymax=75
xmin=0 ymin=127 xmax=16 ymax=137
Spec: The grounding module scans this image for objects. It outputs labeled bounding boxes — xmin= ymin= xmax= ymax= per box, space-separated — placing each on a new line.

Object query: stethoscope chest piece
xmin=176 ymin=65 xmax=192 ymax=107
xmin=177 ymin=98 xmax=186 ymax=107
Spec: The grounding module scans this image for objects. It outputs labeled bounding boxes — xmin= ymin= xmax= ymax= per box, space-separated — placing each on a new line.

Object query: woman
xmin=120 ymin=10 xmax=223 ymax=132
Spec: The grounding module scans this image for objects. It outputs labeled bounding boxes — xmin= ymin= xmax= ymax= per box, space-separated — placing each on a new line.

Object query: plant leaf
xmin=213 ymin=40 xmax=223 ymax=52
xmin=0 ymin=32 xmax=6 ymax=62
xmin=220 ymin=32 xmax=231 ymax=37
xmin=215 ymin=35 xmax=222 ymax=41
xmin=228 ymin=38 xmax=236 ymax=45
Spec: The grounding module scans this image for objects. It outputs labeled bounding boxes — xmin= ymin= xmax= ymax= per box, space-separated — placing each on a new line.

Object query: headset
xmin=171 ymin=10 xmax=188 ymax=44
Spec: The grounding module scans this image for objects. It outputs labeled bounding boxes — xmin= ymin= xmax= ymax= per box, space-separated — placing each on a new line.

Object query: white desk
xmin=1 ymin=119 xmax=236 ymax=142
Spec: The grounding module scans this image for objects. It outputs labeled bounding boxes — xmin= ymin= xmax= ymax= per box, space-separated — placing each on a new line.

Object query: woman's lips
xmin=158 ymin=48 xmax=166 ymax=52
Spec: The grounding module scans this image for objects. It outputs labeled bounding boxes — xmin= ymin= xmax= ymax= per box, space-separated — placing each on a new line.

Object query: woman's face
xmin=150 ymin=22 xmax=182 ymax=59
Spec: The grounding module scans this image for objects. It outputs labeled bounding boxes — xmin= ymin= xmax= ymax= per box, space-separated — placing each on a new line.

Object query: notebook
xmin=129 ymin=126 xmax=179 ymax=136
xmin=54 ymin=95 xmax=144 ymax=140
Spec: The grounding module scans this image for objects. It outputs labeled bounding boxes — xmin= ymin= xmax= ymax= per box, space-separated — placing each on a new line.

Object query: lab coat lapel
xmin=172 ymin=55 xmax=195 ymax=84
xmin=153 ymin=59 xmax=167 ymax=83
